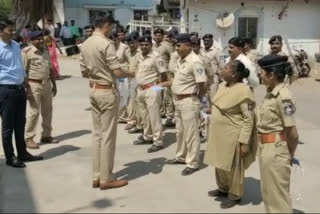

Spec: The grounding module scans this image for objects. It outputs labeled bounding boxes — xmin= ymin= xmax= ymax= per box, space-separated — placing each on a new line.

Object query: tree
xmin=0 ymin=0 xmax=12 ymax=18
xmin=9 ymin=0 xmax=54 ymax=32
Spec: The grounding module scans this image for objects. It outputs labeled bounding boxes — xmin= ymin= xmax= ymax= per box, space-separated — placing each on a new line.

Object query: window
xmin=238 ymin=17 xmax=258 ymax=48
xmin=89 ymin=10 xmax=113 ymax=25
xmin=134 ymin=10 xmax=148 ymax=21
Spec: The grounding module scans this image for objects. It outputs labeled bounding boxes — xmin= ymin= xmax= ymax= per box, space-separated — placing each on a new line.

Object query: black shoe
xmin=147 ymin=145 xmax=163 ymax=153
xmin=220 ymin=198 xmax=241 ymax=209
xmin=208 ymin=189 xmax=228 ymax=198
xmin=181 ymin=167 xmax=198 ymax=176
xmin=166 ymin=158 xmax=185 ymax=165
xmin=133 ymin=136 xmax=153 ymax=145
xmin=128 ymin=127 xmax=143 ymax=134
xmin=6 ymin=156 xmax=26 ymax=168
xmin=164 ymin=119 xmax=175 ymax=128
xmin=18 ymin=153 xmax=44 ymax=162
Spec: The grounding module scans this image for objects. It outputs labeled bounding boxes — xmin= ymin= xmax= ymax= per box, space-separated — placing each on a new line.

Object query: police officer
xmin=200 ymin=34 xmax=221 ymax=99
xmin=268 ymin=35 xmax=298 ymax=83
xmin=190 ymin=32 xmax=199 ymax=41
xmin=80 ymin=16 xmax=134 ymax=190
xmin=125 ymin=32 xmax=144 ymax=134
xmin=22 ymin=31 xmax=58 ymax=149
xmin=133 ymin=35 xmax=168 ymax=153
xmin=0 ymin=19 xmax=43 ymax=168
xmin=192 ymin=38 xmax=213 ymax=142
xmin=153 ymin=28 xmax=174 ymax=122
xmin=257 ymin=55 xmax=299 ymax=213
xmin=112 ymin=30 xmax=131 ymax=124
xmin=167 ymin=34 xmax=207 ymax=176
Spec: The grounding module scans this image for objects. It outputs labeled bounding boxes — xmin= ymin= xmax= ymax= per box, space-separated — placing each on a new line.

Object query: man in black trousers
xmin=0 ymin=18 xmax=43 ymax=168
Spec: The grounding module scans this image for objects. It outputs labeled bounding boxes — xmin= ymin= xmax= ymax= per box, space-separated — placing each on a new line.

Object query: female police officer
xmin=257 ymin=55 xmax=299 ymax=213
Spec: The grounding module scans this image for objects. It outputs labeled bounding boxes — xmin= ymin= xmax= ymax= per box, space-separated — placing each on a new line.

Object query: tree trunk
xmin=9 ymin=0 xmax=53 ymax=33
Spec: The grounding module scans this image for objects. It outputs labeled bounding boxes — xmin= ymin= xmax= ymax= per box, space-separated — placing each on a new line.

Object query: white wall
xmin=64 ymin=8 xmax=89 ymax=28
xmin=187 ymin=0 xmax=320 ymax=58
xmin=115 ymin=8 xmax=133 ymax=27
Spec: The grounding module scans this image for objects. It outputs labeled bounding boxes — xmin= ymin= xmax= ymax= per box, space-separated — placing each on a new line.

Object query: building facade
xmin=183 ymin=0 xmax=320 ymax=58
xmin=63 ymin=0 xmax=155 ymax=28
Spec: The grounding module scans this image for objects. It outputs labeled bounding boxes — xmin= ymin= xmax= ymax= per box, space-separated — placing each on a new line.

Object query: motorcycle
xmin=293 ymin=48 xmax=311 ymax=78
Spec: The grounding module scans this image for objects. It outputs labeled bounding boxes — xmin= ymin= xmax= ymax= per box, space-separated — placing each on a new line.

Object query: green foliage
xmin=0 ymin=0 xmax=11 ymax=18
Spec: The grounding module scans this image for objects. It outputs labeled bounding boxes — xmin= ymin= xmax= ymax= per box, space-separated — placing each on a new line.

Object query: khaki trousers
xmin=25 ymin=81 xmax=53 ymax=139
xmin=164 ymin=88 xmax=175 ymax=119
xmin=90 ymin=88 xmax=119 ymax=183
xmin=137 ymin=88 xmax=163 ymax=146
xmin=174 ymin=97 xmax=201 ymax=169
xmin=126 ymin=88 xmax=143 ymax=128
xmin=215 ymin=148 xmax=244 ymax=200
xmin=259 ymin=138 xmax=292 ymax=213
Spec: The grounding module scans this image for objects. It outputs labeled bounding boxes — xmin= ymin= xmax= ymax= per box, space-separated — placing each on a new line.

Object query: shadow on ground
xmin=294 ymin=209 xmax=305 ymax=213
xmin=0 ymin=165 xmax=37 ymax=212
xmin=62 ymin=198 xmax=112 ymax=213
xmin=240 ymin=177 xmax=263 ymax=206
xmin=39 ymin=145 xmax=81 ymax=160
xmin=56 ymin=75 xmax=72 ymax=81
xmin=115 ymin=157 xmax=166 ymax=181
xmin=163 ymin=132 xmax=176 ymax=149
xmin=55 ymin=130 xmax=91 ymax=142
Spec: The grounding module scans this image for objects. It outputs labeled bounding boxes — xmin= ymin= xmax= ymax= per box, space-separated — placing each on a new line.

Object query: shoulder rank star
xmin=283 ymin=102 xmax=295 ymax=116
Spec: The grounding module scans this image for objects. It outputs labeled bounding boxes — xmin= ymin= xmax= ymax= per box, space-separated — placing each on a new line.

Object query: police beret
xmin=191 ymin=38 xmax=201 ymax=46
xmin=202 ymin=33 xmax=213 ymax=40
xmin=29 ymin=31 xmax=43 ymax=40
xmin=176 ymin=33 xmax=191 ymax=43
xmin=138 ymin=35 xmax=152 ymax=43
xmin=190 ymin=32 xmax=199 ymax=37
xmin=258 ymin=55 xmax=288 ymax=69
xmin=154 ymin=28 xmax=164 ymax=35
xmin=126 ymin=32 xmax=139 ymax=42
xmin=269 ymin=35 xmax=282 ymax=44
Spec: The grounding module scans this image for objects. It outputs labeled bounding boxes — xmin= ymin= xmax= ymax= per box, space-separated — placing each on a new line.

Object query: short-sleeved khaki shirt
xmin=198 ymin=54 xmax=214 ymax=77
xmin=153 ymin=41 xmax=171 ymax=67
xmin=136 ymin=51 xmax=167 ymax=86
xmin=116 ymin=42 xmax=130 ymax=72
xmin=128 ymin=48 xmax=140 ymax=73
xmin=168 ymin=51 xmax=179 ymax=74
xmin=22 ymin=45 xmax=51 ymax=81
xmin=171 ymin=51 xmax=207 ymax=95
xmin=80 ymin=32 xmax=121 ymax=85
xmin=200 ymin=46 xmax=221 ymax=74
xmin=258 ymin=83 xmax=296 ymax=134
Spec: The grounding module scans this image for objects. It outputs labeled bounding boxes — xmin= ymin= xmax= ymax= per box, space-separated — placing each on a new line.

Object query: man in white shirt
xmin=46 ymin=19 xmax=55 ymax=38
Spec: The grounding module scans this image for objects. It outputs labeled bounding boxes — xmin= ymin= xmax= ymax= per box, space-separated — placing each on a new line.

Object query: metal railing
xmin=127 ymin=19 xmax=188 ymax=34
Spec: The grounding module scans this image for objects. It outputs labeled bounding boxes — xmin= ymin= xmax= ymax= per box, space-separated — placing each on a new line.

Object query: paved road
xmin=0 ymin=56 xmax=319 ymax=213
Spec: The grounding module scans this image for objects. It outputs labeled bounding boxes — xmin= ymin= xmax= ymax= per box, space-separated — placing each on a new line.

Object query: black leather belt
xmin=0 ymin=84 xmax=25 ymax=90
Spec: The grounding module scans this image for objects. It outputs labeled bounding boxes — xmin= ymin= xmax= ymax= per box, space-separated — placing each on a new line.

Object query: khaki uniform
xmin=22 ymin=45 xmax=53 ymax=140
xmin=200 ymin=46 xmax=221 ymax=100
xmin=257 ymin=83 xmax=295 ymax=213
xmin=198 ymin=54 xmax=213 ymax=140
xmin=171 ymin=51 xmax=207 ymax=169
xmin=80 ymin=32 xmax=121 ymax=183
xmin=204 ymin=83 xmax=256 ymax=200
xmin=136 ymin=51 xmax=167 ymax=146
xmin=153 ymin=41 xmax=174 ymax=118
xmin=116 ymin=42 xmax=130 ymax=122
xmin=126 ymin=48 xmax=143 ymax=129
